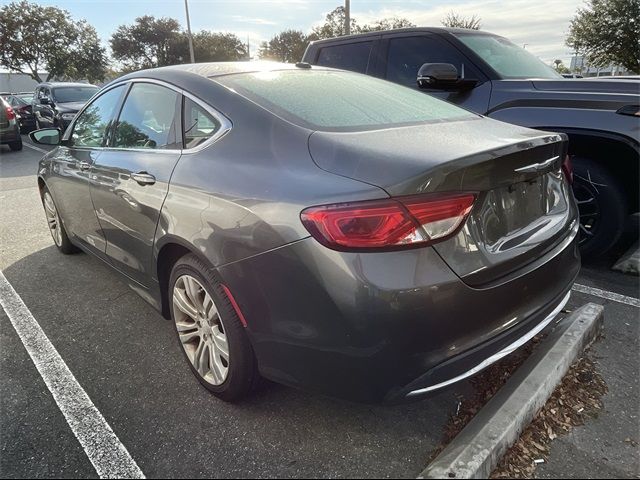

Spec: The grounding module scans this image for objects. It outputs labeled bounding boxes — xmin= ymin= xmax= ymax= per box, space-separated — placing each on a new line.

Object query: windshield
xmin=5 ymin=95 xmax=28 ymax=107
xmin=52 ymin=86 xmax=98 ymax=103
xmin=218 ymin=70 xmax=475 ymax=131
xmin=455 ymin=33 xmax=562 ymax=79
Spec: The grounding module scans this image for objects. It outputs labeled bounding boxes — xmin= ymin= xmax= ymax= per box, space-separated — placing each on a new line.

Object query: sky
xmin=16 ymin=0 xmax=586 ymax=65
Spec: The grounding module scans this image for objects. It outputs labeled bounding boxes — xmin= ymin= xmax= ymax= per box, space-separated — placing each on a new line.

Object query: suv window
xmin=183 ymin=97 xmax=221 ymax=149
xmin=113 ymin=83 xmax=180 ymax=150
xmin=386 ymin=35 xmax=481 ymax=86
xmin=71 ymin=85 xmax=126 ymax=148
xmin=316 ymin=41 xmax=373 ymax=73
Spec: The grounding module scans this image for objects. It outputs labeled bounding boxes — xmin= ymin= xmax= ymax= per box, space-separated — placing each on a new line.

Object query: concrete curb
xmin=418 ymin=302 xmax=604 ymax=479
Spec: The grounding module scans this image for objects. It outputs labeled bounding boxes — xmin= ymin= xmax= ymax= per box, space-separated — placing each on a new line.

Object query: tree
xmin=312 ymin=6 xmax=359 ymax=39
xmin=553 ymin=59 xmax=571 ymax=74
xmin=360 ymin=17 xmax=416 ymax=33
xmin=192 ymin=32 xmax=247 ymax=62
xmin=311 ymin=6 xmax=416 ymax=40
xmin=110 ymin=16 xmax=186 ymax=71
xmin=0 ymin=1 xmax=108 ymax=82
xmin=567 ymin=0 xmax=640 ymax=73
xmin=441 ymin=11 xmax=482 ymax=30
xmin=259 ymin=30 xmax=310 ymax=62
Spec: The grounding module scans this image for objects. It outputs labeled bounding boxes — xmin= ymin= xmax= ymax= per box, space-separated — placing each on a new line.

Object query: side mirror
xmin=30 ymin=128 xmax=61 ymax=145
xmin=417 ymin=63 xmax=478 ymax=91
xmin=40 ymin=97 xmax=51 ymax=105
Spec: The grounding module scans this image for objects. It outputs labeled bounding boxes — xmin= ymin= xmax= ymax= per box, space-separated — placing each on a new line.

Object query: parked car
xmin=16 ymin=91 xmax=34 ymax=104
xmin=32 ymin=82 xmax=99 ymax=131
xmin=31 ymin=63 xmax=579 ymax=403
xmin=0 ymin=96 xmax=22 ymax=151
xmin=562 ymin=73 xmax=583 ymax=78
xmin=1 ymin=93 xmax=36 ymax=132
xmin=303 ymin=28 xmax=639 ymax=258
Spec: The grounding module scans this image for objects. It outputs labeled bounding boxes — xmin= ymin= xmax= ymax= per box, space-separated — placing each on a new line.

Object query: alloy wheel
xmin=43 ymin=192 xmax=63 ymax=247
xmin=172 ymin=275 xmax=230 ymax=385
xmin=572 ymin=177 xmax=601 ymax=247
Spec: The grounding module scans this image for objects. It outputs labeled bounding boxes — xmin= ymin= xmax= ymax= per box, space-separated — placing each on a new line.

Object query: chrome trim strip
xmin=406 ymin=291 xmax=571 ymax=397
xmin=64 ymin=77 xmax=232 ymax=154
xmin=514 ymin=155 xmax=560 ymax=173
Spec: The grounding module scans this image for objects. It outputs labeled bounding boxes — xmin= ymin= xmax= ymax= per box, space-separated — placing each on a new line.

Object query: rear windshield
xmin=217 ymin=70 xmax=476 ymax=131
xmin=52 ymin=86 xmax=98 ymax=103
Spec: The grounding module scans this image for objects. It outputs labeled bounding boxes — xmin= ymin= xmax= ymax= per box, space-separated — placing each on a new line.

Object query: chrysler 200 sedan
xmin=31 ymin=62 xmax=580 ymax=403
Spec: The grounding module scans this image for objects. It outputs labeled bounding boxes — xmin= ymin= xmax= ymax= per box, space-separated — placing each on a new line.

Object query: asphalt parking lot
xmin=1 ymin=135 xmax=638 ymax=478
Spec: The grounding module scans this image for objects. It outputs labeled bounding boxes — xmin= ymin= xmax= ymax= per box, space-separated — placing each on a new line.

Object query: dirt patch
xmin=491 ymin=351 xmax=607 ymax=478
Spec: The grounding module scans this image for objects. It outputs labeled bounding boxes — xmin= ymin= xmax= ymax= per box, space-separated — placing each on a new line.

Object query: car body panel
xmin=90 ymin=149 xmax=182 ymax=286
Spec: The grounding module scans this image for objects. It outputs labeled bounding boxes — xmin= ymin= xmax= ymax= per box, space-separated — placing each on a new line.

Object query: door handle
xmin=79 ymin=161 xmax=91 ymax=171
xmin=131 ymin=172 xmax=156 ymax=186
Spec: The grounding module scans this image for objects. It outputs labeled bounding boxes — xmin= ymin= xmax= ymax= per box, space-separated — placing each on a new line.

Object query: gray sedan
xmin=30 ymin=62 xmax=580 ymax=403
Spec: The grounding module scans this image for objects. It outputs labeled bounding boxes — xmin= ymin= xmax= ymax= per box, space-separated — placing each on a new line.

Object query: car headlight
xmin=61 ymin=113 xmax=76 ymax=121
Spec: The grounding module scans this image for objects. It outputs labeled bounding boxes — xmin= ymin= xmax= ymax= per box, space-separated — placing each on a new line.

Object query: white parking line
xmin=0 ymin=271 xmax=145 ymax=479
xmin=23 ymin=142 xmax=49 ymax=154
xmin=572 ymin=283 xmax=640 ymax=308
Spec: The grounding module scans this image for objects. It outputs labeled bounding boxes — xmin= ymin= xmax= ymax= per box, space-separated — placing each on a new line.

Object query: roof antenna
xmin=295 ymin=62 xmax=312 ymax=69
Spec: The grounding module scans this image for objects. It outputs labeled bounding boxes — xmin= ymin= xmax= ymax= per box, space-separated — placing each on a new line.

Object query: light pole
xmin=344 ymin=0 xmax=350 ymax=35
xmin=184 ymin=0 xmax=195 ymax=63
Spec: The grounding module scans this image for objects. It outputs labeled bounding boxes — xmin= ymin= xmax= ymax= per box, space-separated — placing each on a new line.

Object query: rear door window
xmin=385 ymin=35 xmax=482 ymax=86
xmin=316 ymin=41 xmax=373 ymax=73
xmin=113 ymin=83 xmax=181 ymax=150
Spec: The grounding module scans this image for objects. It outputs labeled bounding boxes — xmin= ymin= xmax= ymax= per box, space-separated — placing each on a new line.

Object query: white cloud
xmin=231 ymin=15 xmax=278 ymax=26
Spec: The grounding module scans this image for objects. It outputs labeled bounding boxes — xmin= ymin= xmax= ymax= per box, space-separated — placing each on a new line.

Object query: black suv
xmin=33 ymin=82 xmax=99 ymax=131
xmin=303 ymin=28 xmax=640 ymax=257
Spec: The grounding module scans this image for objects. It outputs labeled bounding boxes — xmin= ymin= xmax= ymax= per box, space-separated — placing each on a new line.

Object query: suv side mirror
xmin=417 ymin=63 xmax=478 ymax=91
xmin=30 ymin=128 xmax=61 ymax=145
xmin=40 ymin=97 xmax=51 ymax=105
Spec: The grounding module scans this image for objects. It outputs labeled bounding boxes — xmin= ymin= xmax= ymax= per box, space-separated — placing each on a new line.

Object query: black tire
xmin=572 ymin=156 xmax=627 ymax=258
xmin=169 ymin=253 xmax=259 ymax=402
xmin=40 ymin=186 xmax=80 ymax=254
xmin=8 ymin=137 xmax=22 ymax=151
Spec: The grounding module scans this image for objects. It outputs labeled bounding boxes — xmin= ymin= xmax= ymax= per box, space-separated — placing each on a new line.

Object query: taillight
xmin=5 ymin=106 xmax=15 ymax=121
xmin=301 ymin=192 xmax=476 ymax=252
xmin=562 ymin=155 xmax=573 ymax=184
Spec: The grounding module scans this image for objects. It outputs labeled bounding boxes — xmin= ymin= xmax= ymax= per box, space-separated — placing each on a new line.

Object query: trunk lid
xmin=308 ymin=118 xmax=577 ymax=285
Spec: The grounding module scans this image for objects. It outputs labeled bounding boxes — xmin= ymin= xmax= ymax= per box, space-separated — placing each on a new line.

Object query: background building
xmin=569 ymin=55 xmax=633 ymax=77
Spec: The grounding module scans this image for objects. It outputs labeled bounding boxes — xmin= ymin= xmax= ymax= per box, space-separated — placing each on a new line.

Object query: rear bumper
xmin=387 ymin=289 xmax=570 ymax=402
xmin=219 ymin=223 xmax=580 ymax=403
xmin=0 ymin=125 xmax=20 ymax=143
